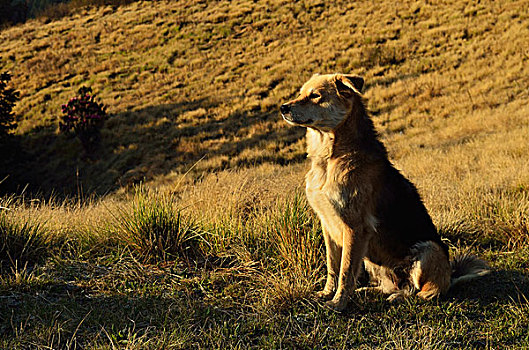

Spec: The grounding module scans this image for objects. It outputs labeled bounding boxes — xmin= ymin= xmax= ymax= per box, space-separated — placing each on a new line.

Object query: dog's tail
xmin=450 ymin=254 xmax=490 ymax=288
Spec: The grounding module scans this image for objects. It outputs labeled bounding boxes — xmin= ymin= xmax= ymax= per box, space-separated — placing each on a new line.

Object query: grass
xmin=0 ymin=0 xmax=528 ymax=348
xmin=0 ymin=0 xmax=525 ymax=195
xmin=0 ymin=197 xmax=49 ymax=270
xmin=111 ymin=188 xmax=206 ymax=263
xmin=1 ymin=177 xmax=528 ymax=348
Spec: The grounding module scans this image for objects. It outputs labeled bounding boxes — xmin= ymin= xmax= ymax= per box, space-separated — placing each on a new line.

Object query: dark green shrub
xmin=0 ymin=71 xmax=19 ymax=142
xmin=60 ymin=86 xmax=107 ymax=156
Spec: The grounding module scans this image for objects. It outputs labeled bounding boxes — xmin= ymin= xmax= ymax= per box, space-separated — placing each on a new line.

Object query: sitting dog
xmin=280 ymin=73 xmax=489 ymax=311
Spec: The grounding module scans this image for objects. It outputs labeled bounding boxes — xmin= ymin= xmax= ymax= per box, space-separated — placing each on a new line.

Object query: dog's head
xmin=280 ymin=73 xmax=364 ymax=132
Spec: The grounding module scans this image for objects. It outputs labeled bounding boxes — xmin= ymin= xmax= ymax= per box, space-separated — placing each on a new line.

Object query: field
xmin=1 ymin=0 xmax=529 ymax=348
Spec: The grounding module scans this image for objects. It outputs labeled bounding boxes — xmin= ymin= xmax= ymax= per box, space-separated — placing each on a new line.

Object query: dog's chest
xmin=305 ymin=160 xmax=349 ymax=217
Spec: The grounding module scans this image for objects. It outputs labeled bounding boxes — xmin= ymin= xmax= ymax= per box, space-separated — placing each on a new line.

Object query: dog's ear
xmin=335 ymin=74 xmax=364 ymax=96
xmin=344 ymin=74 xmax=364 ymax=92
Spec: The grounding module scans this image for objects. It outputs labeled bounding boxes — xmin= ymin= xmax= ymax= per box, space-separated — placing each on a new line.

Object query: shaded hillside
xmin=0 ymin=0 xmax=137 ymax=27
xmin=0 ymin=0 xmax=528 ymax=194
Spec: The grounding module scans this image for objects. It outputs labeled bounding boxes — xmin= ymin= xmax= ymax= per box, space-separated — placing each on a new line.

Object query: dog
xmin=280 ymin=73 xmax=489 ymax=311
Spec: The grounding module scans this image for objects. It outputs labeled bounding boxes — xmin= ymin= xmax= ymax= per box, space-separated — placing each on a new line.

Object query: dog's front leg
xmin=326 ymin=228 xmax=369 ymax=311
xmin=316 ymin=225 xmax=342 ymax=300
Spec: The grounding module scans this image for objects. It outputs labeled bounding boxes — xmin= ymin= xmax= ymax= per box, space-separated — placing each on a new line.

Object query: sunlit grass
xmin=0 ymin=0 xmax=529 ymax=348
xmin=1 ymin=0 xmax=527 ymax=194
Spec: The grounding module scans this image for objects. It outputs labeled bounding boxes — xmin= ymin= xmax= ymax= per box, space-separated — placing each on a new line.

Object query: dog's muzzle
xmin=280 ymin=103 xmax=313 ymax=125
xmin=280 ymin=104 xmax=292 ymax=120
xmin=280 ymin=103 xmax=295 ymax=123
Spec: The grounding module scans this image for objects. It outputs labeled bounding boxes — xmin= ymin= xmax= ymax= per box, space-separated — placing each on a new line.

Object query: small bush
xmin=60 ymin=86 xmax=107 ymax=156
xmin=358 ymin=44 xmax=405 ymax=69
xmin=0 ymin=70 xmax=19 ymax=142
xmin=114 ymin=189 xmax=205 ymax=263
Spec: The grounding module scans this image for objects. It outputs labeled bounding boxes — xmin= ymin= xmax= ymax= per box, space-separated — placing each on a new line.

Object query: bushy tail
xmin=450 ymin=254 xmax=490 ymax=288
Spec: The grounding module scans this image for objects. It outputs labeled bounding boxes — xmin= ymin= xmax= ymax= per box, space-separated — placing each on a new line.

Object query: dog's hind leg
xmin=362 ymin=258 xmax=400 ymax=295
xmin=360 ymin=258 xmax=410 ymax=302
xmin=408 ymin=241 xmax=451 ymax=300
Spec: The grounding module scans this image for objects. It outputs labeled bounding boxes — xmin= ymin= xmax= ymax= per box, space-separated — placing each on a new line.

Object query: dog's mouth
xmin=281 ymin=113 xmax=313 ymax=126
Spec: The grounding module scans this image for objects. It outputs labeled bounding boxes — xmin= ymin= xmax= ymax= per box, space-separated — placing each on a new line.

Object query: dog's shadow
xmin=445 ymin=268 xmax=529 ymax=305
xmin=330 ymin=267 xmax=529 ymax=317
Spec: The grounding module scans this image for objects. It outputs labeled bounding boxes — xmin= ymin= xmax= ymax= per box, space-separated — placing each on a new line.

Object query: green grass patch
xmin=112 ymin=188 xmax=206 ymax=264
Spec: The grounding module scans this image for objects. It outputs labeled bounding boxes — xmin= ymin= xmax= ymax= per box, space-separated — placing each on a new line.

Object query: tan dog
xmin=280 ymin=73 xmax=489 ymax=311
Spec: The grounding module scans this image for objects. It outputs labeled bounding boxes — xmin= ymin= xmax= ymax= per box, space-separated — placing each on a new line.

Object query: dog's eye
xmin=309 ymin=92 xmax=321 ymax=100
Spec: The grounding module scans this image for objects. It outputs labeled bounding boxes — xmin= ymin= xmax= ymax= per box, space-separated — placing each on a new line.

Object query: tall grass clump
xmin=437 ymin=189 xmax=529 ymax=249
xmin=0 ymin=208 xmax=48 ymax=270
xmin=261 ymin=193 xmax=323 ymax=308
xmin=269 ymin=193 xmax=322 ymax=272
xmin=113 ymin=188 xmax=206 ymax=263
xmin=477 ymin=190 xmax=529 ymax=248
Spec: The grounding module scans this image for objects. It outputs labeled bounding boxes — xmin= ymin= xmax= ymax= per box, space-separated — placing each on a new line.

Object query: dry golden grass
xmin=1 ymin=0 xmax=529 ymax=348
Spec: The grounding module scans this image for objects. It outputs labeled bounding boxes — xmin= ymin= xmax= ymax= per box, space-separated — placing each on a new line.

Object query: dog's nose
xmin=280 ymin=104 xmax=290 ymax=114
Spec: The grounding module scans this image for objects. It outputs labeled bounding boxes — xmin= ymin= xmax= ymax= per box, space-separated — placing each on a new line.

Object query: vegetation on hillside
xmin=0 ymin=0 xmax=528 ymax=348
xmin=0 ymin=70 xmax=19 ymax=140
xmin=1 ymin=172 xmax=528 ymax=348
xmin=59 ymin=86 xmax=108 ymax=156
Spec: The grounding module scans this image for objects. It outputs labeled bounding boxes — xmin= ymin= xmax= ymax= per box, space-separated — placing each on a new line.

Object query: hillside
xmin=0 ymin=0 xmax=527 ymax=194
xmin=1 ymin=0 xmax=529 ymax=348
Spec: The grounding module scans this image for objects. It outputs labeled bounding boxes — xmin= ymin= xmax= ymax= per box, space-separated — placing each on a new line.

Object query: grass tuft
xmin=0 ymin=261 xmax=44 ymax=292
xmin=0 ymin=205 xmax=49 ymax=270
xmin=113 ymin=187 xmax=205 ymax=263
xmin=261 ymin=194 xmax=323 ymax=309
xmin=269 ymin=193 xmax=322 ymax=273
xmin=479 ymin=190 xmax=529 ymax=248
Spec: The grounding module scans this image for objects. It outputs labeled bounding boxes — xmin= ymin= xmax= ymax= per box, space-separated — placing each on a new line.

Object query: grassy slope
xmin=1 ymin=0 xmax=527 ymax=194
xmin=1 ymin=0 xmax=529 ymax=348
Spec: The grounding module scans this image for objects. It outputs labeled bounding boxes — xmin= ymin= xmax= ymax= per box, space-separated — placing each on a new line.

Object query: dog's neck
xmin=306 ymin=99 xmax=388 ymax=165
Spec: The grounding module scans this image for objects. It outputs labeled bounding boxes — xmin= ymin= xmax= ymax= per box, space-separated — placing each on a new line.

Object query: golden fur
xmin=280 ymin=73 xmax=489 ymax=311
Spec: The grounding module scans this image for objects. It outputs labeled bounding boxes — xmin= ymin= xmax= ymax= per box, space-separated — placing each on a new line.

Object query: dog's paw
xmin=387 ymin=291 xmax=405 ymax=303
xmin=315 ymin=290 xmax=334 ymax=301
xmin=355 ymin=286 xmax=379 ymax=293
xmin=325 ymin=297 xmax=348 ymax=312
